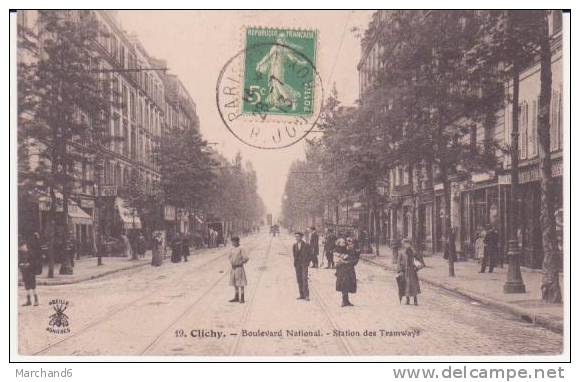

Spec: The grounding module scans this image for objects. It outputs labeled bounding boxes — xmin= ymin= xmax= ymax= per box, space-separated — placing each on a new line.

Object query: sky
xmin=118 ymin=10 xmax=373 ymax=219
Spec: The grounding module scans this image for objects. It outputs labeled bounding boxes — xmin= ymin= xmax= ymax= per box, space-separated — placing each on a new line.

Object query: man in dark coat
xmin=171 ymin=233 xmax=182 ymax=263
xmin=309 ymin=226 xmax=319 ymax=268
xmin=292 ymin=232 xmax=311 ymax=301
xmin=335 ymin=237 xmax=359 ymax=307
xmin=19 ymin=236 xmax=39 ymax=306
xmin=181 ymin=233 xmax=190 ymax=262
xmin=323 ymin=229 xmax=337 ymax=269
xmin=481 ymin=225 xmax=498 ymax=273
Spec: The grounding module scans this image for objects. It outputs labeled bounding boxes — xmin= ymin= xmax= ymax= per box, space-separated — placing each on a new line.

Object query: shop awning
xmin=37 ymin=191 xmax=93 ymax=224
xmin=68 ymin=203 xmax=93 ymax=225
xmin=115 ymin=198 xmax=142 ymax=229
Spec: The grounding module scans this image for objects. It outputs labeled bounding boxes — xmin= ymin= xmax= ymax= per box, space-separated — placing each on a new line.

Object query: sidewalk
xmin=20 ymin=253 xmax=155 ymax=286
xmin=361 ymin=245 xmax=564 ymax=333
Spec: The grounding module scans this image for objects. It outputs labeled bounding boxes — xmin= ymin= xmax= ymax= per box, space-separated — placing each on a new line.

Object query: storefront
xmin=69 ymin=203 xmax=94 ymax=256
xmin=417 ymin=192 xmax=434 ymax=254
xmin=115 ymin=197 xmax=142 ymax=233
xmin=458 ymin=174 xmax=499 ymax=259
xmin=497 ymin=159 xmax=563 ymax=269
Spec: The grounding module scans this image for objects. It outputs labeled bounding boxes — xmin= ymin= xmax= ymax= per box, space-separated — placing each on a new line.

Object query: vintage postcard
xmin=12 ymin=10 xmax=568 ymax=360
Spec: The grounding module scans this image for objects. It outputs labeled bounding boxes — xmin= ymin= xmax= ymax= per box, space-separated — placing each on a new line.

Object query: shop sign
xmin=498 ymin=162 xmax=562 ymax=185
xmin=471 ymin=172 xmax=493 ymax=183
xmin=99 ymin=186 xmax=117 ymax=197
xmin=498 ymin=174 xmax=511 ymax=185
xmin=552 ymin=161 xmax=563 ymax=177
xmin=164 ymin=205 xmax=176 ymax=221
xmin=39 ymin=198 xmax=64 ymax=212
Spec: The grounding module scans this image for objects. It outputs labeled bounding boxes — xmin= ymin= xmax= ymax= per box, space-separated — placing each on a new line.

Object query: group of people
xmin=170 ymin=232 xmax=191 ymax=263
xmin=226 ymin=225 xmax=429 ymax=308
xmin=474 ymin=225 xmax=499 ymax=273
xmin=293 ymin=227 xmax=361 ymax=307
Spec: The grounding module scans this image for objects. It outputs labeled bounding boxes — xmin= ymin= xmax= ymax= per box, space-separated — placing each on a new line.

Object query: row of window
xmin=505 ymin=88 xmax=563 ymax=161
xmin=97 ymin=17 xmax=164 ymax=107
xmin=102 ymin=161 xmax=155 ymax=191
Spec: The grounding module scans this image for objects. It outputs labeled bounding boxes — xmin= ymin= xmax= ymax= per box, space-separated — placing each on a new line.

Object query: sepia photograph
xmin=11 ymin=9 xmax=569 ymax=361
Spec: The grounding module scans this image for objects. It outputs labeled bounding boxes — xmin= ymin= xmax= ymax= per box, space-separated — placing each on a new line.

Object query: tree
xmin=366 ymin=11 xmax=502 ymax=276
xmin=156 ymin=126 xmax=217 ymax=232
xmin=18 ymin=11 xmax=118 ymax=276
xmin=537 ymin=11 xmax=562 ymax=303
xmin=208 ymin=153 xmax=265 ymax=234
xmin=118 ymin=171 xmax=164 ymax=237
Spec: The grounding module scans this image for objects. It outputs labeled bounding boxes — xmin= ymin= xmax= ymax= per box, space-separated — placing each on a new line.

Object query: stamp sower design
xmin=216 ymin=27 xmax=323 ymax=150
xmin=243 ymin=28 xmax=317 ymax=117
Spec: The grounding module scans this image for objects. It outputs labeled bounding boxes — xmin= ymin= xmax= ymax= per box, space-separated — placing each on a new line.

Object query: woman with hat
xmin=335 ymin=237 xmax=360 ymax=307
xmin=398 ymin=238 xmax=425 ymax=306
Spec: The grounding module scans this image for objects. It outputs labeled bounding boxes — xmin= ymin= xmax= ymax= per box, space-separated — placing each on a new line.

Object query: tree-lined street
xmin=19 ymin=230 xmax=562 ymax=356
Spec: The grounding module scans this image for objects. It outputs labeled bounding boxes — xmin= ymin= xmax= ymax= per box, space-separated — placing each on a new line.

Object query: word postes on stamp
xmin=217 ymin=27 xmax=323 ymax=149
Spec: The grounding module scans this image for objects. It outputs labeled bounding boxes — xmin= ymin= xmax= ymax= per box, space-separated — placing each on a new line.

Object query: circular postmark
xmin=216 ymin=38 xmax=324 ymax=150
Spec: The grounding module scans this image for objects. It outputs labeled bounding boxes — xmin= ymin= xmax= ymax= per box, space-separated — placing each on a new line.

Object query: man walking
xmin=309 ymin=226 xmax=319 ymax=268
xmin=293 ymin=232 xmax=311 ymax=301
xmin=324 ymin=228 xmax=337 ymax=269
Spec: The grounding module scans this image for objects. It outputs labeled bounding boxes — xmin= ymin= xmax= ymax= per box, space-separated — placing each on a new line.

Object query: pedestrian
xmin=135 ymin=232 xmax=147 ymax=259
xmin=398 ymin=238 xmax=425 ymax=306
xmin=309 ymin=226 xmax=319 ymax=268
xmin=335 ymin=237 xmax=360 ymax=307
xmin=28 ymin=232 xmax=43 ymax=276
xmin=480 ymin=225 xmax=498 ymax=273
xmin=227 ymin=236 xmax=249 ymax=303
xmin=181 ymin=233 xmax=190 ymax=262
xmin=151 ymin=232 xmax=163 ymax=267
xmin=120 ymin=232 xmax=132 ymax=259
xmin=443 ymin=227 xmax=457 ymax=262
xmin=474 ymin=228 xmax=486 ymax=264
xmin=292 ymin=232 xmax=311 ymax=301
xmin=171 ymin=233 xmax=182 ymax=263
xmin=324 ymin=228 xmax=337 ymax=269
xmin=19 ymin=236 xmax=39 ymax=306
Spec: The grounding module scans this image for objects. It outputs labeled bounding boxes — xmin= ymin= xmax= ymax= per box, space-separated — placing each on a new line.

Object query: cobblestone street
xmin=18 ymin=231 xmax=563 ymax=357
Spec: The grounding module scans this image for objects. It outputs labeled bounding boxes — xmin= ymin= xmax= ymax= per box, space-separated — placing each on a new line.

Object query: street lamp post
xmin=504 ymin=66 xmax=526 ymax=294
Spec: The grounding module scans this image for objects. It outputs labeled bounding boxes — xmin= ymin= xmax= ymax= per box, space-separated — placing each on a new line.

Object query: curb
xmin=20 ymin=261 xmax=150 ymax=287
xmin=361 ymin=257 xmax=563 ymax=334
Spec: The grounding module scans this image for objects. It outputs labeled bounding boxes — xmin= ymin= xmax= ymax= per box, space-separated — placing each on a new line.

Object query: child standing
xmin=228 ymin=236 xmax=249 ymax=304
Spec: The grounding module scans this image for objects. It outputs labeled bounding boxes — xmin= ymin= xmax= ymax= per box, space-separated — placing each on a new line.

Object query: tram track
xmin=32 ymin=246 xmax=233 ymax=356
xmin=228 ymin=235 xmax=274 ymax=356
xmin=139 ymin=235 xmax=274 ymax=355
xmin=309 ymin=278 xmax=355 ymax=356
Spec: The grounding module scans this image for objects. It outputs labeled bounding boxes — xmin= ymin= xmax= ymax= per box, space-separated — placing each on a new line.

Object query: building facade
xmin=357 ymin=10 xmax=564 ymax=268
xmin=17 ymin=10 xmax=200 ymax=255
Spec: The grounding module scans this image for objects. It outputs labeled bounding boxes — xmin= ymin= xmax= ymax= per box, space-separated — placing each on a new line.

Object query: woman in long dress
xmin=151 ymin=233 xmax=163 ymax=267
xmin=120 ymin=232 xmax=132 ymax=258
xmin=398 ymin=238 xmax=425 ymax=306
xmin=228 ymin=236 xmax=248 ymax=304
xmin=335 ymin=237 xmax=360 ymax=307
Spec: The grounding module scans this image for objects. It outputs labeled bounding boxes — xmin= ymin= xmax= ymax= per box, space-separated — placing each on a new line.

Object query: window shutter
xmin=519 ymin=103 xmax=528 ymax=160
xmin=529 ymin=98 xmax=538 ymax=157
xmin=550 ymin=91 xmax=558 ymax=151
xmin=558 ymin=87 xmax=563 ymax=150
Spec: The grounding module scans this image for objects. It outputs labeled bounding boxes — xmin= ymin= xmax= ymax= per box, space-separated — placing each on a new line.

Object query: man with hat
xmin=292 ymin=232 xmax=311 ymax=301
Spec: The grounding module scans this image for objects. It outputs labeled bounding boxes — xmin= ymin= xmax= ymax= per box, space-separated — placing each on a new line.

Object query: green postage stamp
xmin=242 ymin=27 xmax=317 ymax=117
